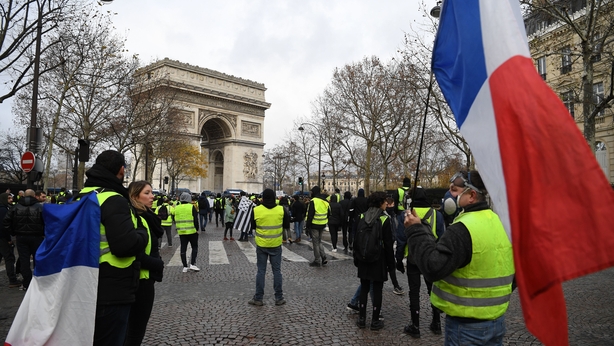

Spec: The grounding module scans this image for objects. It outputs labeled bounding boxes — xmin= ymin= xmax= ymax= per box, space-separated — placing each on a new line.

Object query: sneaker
xmin=346 ymin=303 xmax=359 ymax=313
xmin=356 ymin=317 xmax=366 ymax=329
xmin=248 ymin=299 xmax=263 ymax=306
xmin=189 ymin=264 xmax=200 ymax=272
xmin=239 ymin=238 xmax=248 ymax=242
xmin=8 ymin=281 xmax=21 ymax=288
xmin=429 ymin=321 xmax=442 ymax=335
xmin=223 ymin=237 xmax=229 ymax=240
xmin=308 ymin=261 xmax=321 ymax=267
xmin=168 ymin=244 xmax=173 ymax=247
xmin=182 ymin=267 xmax=189 ymax=273
xmin=295 ymin=238 xmax=301 ymax=243
xmin=393 ymin=287 xmax=405 ymax=295
xmin=275 ymin=299 xmax=286 ymax=306
xmin=332 ymin=248 xmax=337 ymax=253
xmin=322 ymin=258 xmax=328 ymax=266
xmin=370 ymin=320 xmax=384 ymax=331
xmin=18 ymin=285 xmax=27 ymax=292
xmin=230 ymin=237 xmax=234 ymax=241
xmin=404 ymin=324 xmax=421 ymax=338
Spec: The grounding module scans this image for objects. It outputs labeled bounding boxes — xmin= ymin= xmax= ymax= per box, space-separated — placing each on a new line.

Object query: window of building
xmin=561 ymin=46 xmax=572 ymax=74
xmin=593 ymin=82 xmax=605 ymax=117
xmin=592 ymin=33 xmax=602 ymax=63
xmin=537 ymin=56 xmax=546 ymax=80
xmin=561 ymin=91 xmax=575 ymax=118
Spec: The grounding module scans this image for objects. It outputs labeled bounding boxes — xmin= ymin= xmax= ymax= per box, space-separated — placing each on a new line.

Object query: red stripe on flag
xmin=489 ymin=55 xmax=614 ymax=345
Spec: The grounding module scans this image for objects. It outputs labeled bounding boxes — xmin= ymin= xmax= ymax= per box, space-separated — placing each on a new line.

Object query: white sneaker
xmin=189 ymin=264 xmax=200 ymax=272
xmin=332 ymin=248 xmax=337 ymax=253
xmin=182 ymin=267 xmax=189 ymax=273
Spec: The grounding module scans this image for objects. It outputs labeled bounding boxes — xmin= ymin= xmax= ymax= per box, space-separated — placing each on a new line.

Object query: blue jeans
xmin=199 ymin=212 xmax=208 ymax=230
xmin=254 ymin=246 xmax=283 ymax=301
xmin=350 ymin=282 xmax=374 ymax=305
xmin=294 ymin=220 xmax=304 ymax=239
xmin=444 ymin=314 xmax=506 ymax=346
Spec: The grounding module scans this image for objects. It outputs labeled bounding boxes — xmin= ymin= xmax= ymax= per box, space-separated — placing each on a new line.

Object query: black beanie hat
xmin=403 ymin=177 xmax=411 ymax=187
xmin=311 ymin=185 xmax=321 ymax=195
xmin=262 ymin=188 xmax=276 ymax=201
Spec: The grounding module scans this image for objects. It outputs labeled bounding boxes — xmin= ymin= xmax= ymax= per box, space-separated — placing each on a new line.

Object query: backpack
xmin=214 ymin=198 xmax=222 ymax=210
xmin=401 ymin=187 xmax=411 ymax=210
xmin=353 ymin=211 xmax=386 ymax=263
xmin=157 ymin=204 xmax=169 ymax=220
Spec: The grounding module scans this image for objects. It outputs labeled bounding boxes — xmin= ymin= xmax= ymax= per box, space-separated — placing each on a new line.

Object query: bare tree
xmin=0 ymin=130 xmax=28 ymax=183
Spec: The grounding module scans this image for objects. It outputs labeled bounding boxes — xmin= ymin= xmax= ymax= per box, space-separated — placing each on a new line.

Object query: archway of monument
xmin=201 ymin=117 xmax=234 ymax=193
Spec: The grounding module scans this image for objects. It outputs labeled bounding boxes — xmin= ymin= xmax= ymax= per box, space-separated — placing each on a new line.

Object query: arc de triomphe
xmin=141 ymin=58 xmax=270 ymax=194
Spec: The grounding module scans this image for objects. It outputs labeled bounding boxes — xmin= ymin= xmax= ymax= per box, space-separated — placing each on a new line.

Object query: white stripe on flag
xmin=209 ymin=241 xmax=230 ymax=265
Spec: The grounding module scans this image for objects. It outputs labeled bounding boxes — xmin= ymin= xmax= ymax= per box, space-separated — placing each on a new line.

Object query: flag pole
xmin=410 ymin=71 xmax=435 ymax=209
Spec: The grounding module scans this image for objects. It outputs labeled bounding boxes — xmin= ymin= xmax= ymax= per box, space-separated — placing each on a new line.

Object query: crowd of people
xmin=0 ymin=149 xmax=515 ymax=345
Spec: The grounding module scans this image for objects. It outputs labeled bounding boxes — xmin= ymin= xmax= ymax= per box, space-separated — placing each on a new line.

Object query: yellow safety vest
xmin=431 ymin=209 xmax=514 ymax=320
xmin=156 ymin=203 xmax=173 ymax=226
xmin=254 ymin=205 xmax=284 ymax=248
xmin=174 ymin=203 xmax=196 ymax=235
xmin=80 ymin=187 xmax=140 ymax=269
xmin=404 ymin=207 xmax=437 ymax=257
xmin=397 ymin=187 xmax=410 ymax=211
xmin=135 ymin=213 xmax=151 ymax=280
xmin=311 ymin=198 xmax=329 ymax=226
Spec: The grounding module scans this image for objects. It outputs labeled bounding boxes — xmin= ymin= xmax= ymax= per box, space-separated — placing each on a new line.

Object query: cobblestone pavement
xmin=1 ymin=224 xmax=613 ymax=345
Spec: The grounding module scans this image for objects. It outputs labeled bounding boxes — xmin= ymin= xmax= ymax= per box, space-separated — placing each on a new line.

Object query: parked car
xmin=223 ymin=188 xmax=244 ymax=198
xmin=172 ymin=188 xmax=191 ymax=198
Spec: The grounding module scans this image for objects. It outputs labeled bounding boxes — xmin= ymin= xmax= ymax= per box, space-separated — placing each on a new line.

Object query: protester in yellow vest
xmin=125 ymin=181 xmax=164 ymax=346
xmin=306 ymin=185 xmax=331 ymax=267
xmin=404 ymin=170 xmax=514 ymax=345
xmin=82 ymin=150 xmax=149 ymax=345
xmin=175 ymin=192 xmax=200 ymax=273
xmin=247 ymin=189 xmax=290 ymax=306
xmin=155 ymin=197 xmax=174 ymax=247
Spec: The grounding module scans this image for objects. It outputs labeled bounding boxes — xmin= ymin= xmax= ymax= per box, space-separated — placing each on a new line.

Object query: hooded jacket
xmin=349 ymin=189 xmax=369 ymax=224
xmin=0 ymin=193 xmax=12 ymax=241
xmin=355 ymin=206 xmax=395 ymax=282
xmin=84 ymin=163 xmax=149 ymax=305
xmin=3 ymin=195 xmax=44 ymax=237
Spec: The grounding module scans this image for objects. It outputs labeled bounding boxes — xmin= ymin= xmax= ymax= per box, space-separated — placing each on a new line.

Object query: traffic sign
xmin=21 ymin=151 xmax=36 ymax=173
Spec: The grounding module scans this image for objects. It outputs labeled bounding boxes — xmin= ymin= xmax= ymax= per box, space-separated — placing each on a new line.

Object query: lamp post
xmin=298 ymin=123 xmax=322 ymax=189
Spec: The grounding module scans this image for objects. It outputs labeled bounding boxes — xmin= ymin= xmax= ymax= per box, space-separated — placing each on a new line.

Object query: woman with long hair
xmin=125 ymin=181 xmax=165 ymax=346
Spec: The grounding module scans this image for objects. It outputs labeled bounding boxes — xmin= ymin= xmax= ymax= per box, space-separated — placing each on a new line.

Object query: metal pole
xmin=317 ymin=136 xmax=321 ymax=188
xmin=65 ymin=150 xmax=68 ymax=189
xmin=27 ymin=1 xmax=43 ymax=189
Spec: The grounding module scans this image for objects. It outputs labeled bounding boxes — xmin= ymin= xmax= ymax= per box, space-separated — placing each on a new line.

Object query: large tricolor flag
xmin=432 ymin=0 xmax=614 ymax=345
xmin=4 ymin=193 xmax=101 ymax=346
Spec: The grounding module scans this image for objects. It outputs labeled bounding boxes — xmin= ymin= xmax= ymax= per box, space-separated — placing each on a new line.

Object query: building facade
xmin=526 ymin=2 xmax=614 ymax=182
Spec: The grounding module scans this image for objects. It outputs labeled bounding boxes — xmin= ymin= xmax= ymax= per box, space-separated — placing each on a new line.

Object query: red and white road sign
xmin=21 ymin=151 xmax=36 ymax=173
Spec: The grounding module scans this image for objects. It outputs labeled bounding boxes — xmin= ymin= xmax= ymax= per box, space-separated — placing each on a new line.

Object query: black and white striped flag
xmin=233 ymin=196 xmax=254 ymax=234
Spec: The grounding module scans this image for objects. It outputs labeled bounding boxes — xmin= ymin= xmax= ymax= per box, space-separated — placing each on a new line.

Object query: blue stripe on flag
xmin=432 ymin=0 xmax=487 ymax=127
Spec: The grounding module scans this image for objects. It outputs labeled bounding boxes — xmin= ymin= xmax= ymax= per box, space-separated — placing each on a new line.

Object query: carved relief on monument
xmin=178 ymin=110 xmax=195 ymax=127
xmin=241 ymin=121 xmax=261 ymax=138
xmin=177 ymin=92 xmax=266 ymax=117
xmin=243 ymin=152 xmax=259 ymax=180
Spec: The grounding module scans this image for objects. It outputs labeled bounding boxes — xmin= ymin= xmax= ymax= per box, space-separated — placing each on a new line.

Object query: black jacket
xmin=84 ymin=163 xmax=149 ymax=305
xmin=290 ymin=199 xmax=306 ymax=222
xmin=198 ymin=195 xmax=210 ymax=213
xmin=4 ymin=196 xmax=44 ymax=237
xmin=355 ymin=207 xmax=395 ymax=282
xmin=328 ymin=199 xmax=344 ymax=226
xmin=0 ymin=193 xmax=13 ymax=241
xmin=136 ymin=208 xmax=165 ymax=282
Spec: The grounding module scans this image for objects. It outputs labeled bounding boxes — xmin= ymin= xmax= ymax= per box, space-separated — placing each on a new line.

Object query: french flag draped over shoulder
xmin=432 ymin=0 xmax=614 ymax=345
xmin=4 ymin=194 xmax=100 ymax=346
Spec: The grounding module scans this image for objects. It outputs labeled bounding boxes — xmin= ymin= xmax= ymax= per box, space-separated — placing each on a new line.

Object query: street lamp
xmin=321 ymin=173 xmax=326 ymax=190
xmin=298 ymin=123 xmax=322 ymax=189
xmin=430 ymin=1 xmax=442 ymax=18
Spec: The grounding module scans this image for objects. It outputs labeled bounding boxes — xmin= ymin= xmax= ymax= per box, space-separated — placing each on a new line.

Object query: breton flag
xmin=432 ymin=1 xmax=614 ymax=345
xmin=4 ymin=193 xmax=100 ymax=346
xmin=234 ymin=196 xmax=254 ymax=234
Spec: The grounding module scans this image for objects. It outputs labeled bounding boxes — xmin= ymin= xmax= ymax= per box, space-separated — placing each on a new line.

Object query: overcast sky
xmin=0 ymin=0 xmax=432 ymax=149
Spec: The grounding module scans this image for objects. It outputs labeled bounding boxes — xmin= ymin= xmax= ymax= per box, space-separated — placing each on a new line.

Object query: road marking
xmin=209 ymin=241 xmax=229 ymax=265
xmin=282 ymin=246 xmax=309 ymax=262
xmin=236 ymin=240 xmax=257 ymax=264
xmin=167 ymin=244 xmax=184 ymax=267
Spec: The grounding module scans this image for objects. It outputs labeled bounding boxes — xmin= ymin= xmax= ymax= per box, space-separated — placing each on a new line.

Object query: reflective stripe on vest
xmin=254 ymin=205 xmax=284 ymax=248
xmin=311 ymin=198 xmax=329 ymax=225
xmin=404 ymin=207 xmax=437 ymax=257
xmin=174 ymin=203 xmax=196 ymax=235
xmin=81 ymin=187 xmax=138 ymax=269
xmin=397 ymin=187 xmax=409 ymax=211
xmin=430 ymin=209 xmax=515 ymax=320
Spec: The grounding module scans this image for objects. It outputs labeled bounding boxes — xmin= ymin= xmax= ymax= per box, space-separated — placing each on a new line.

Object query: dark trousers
xmin=224 ymin=222 xmax=234 ymax=238
xmin=0 ymin=238 xmax=17 ymax=283
xmin=124 ymin=279 xmax=155 ymax=346
xmin=161 ymin=225 xmax=173 ymax=246
xmin=214 ymin=210 xmax=224 ymax=226
xmin=94 ymin=303 xmax=131 ymax=346
xmin=406 ymin=262 xmax=436 ymax=326
xmin=329 ymin=224 xmax=340 ymax=249
xmin=340 ymin=223 xmax=349 ymax=249
xmin=359 ymin=279 xmax=384 ymax=321
xmin=15 ymin=235 xmax=44 ymax=288
xmin=180 ymin=233 xmax=199 ymax=267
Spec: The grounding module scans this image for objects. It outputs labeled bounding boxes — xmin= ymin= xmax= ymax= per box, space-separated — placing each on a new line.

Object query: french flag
xmin=4 ymin=194 xmax=100 ymax=346
xmin=432 ymin=0 xmax=614 ymax=345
